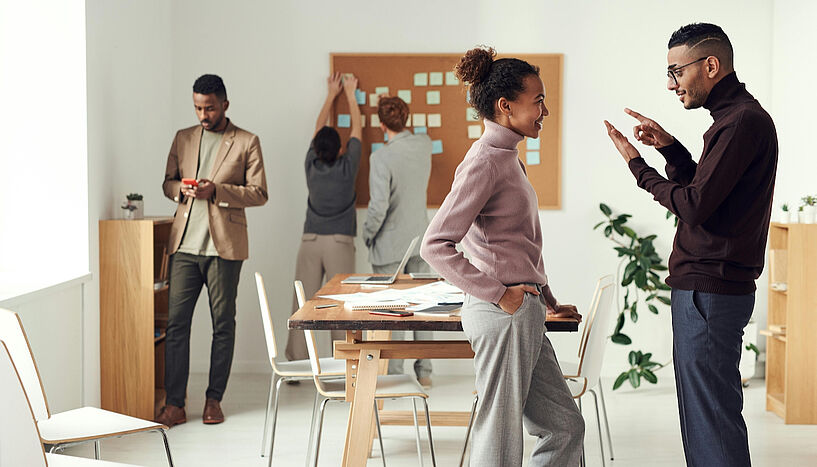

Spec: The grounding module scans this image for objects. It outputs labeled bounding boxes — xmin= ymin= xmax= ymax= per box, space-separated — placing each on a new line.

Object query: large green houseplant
xmin=594 ymin=203 xmax=672 ymax=389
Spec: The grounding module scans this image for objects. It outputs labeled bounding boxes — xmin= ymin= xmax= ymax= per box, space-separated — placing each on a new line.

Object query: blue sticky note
xmin=384 ymin=132 xmax=389 ymax=142
xmin=414 ymin=126 xmax=428 ymax=135
xmin=355 ymin=89 xmax=366 ymax=105
xmin=526 ymin=137 xmax=540 ymax=150
xmin=372 ymin=143 xmax=385 ymax=153
xmin=526 ymin=151 xmax=540 ymax=166
xmin=431 ymin=140 xmax=443 ymax=155
xmin=337 ymin=114 xmax=351 ymax=128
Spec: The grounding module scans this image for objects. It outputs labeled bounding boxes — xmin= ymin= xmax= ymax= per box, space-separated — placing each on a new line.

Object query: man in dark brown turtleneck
xmin=605 ymin=23 xmax=777 ymax=467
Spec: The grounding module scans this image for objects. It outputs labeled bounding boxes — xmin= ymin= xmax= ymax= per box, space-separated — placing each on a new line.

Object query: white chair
xmin=0 ymin=340 xmax=144 ymax=467
xmin=255 ymin=272 xmax=346 ymax=465
xmin=295 ymin=280 xmax=437 ymax=467
xmin=561 ymin=275 xmax=616 ymax=467
xmin=0 ymin=308 xmax=173 ymax=465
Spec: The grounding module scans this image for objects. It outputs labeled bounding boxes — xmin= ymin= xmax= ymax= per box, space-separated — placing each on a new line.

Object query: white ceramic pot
xmin=802 ymin=205 xmax=816 ymax=224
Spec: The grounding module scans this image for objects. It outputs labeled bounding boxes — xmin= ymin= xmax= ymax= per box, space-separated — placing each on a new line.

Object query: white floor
xmin=63 ymin=372 xmax=817 ymax=466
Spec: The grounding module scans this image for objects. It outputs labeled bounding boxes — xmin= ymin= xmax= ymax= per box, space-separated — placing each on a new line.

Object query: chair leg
xmin=589 ymin=389 xmax=607 ymax=467
xmin=94 ymin=440 xmax=101 ymax=459
xmin=260 ymin=373 xmax=275 ymax=457
xmin=311 ymin=398 xmax=331 ymax=467
xmin=460 ymin=394 xmax=478 ymax=467
xmin=158 ymin=428 xmax=175 ymax=467
xmin=373 ymin=401 xmax=386 ymax=467
xmin=411 ymin=398 xmax=423 ymax=465
xmin=597 ymin=382 xmax=615 ymax=460
xmin=305 ymin=392 xmax=321 ymax=467
xmin=421 ymin=397 xmax=436 ymax=467
xmin=267 ymin=375 xmax=286 ymax=464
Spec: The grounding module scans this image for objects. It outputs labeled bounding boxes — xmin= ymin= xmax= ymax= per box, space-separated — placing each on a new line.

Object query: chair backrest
xmin=0 ymin=308 xmax=50 ymax=421
xmin=0 ymin=340 xmax=48 ymax=467
xmin=576 ymin=277 xmax=605 ymax=359
xmin=295 ymin=281 xmax=338 ymax=396
xmin=255 ymin=273 xmax=279 ymax=363
xmin=576 ymin=277 xmax=616 ymax=388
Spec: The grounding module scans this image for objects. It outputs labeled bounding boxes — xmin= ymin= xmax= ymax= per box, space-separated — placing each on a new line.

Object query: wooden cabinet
xmin=99 ymin=217 xmax=172 ymax=420
xmin=765 ymin=223 xmax=817 ymax=424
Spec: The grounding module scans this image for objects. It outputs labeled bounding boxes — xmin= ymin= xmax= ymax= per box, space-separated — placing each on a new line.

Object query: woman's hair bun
xmin=455 ymin=46 xmax=495 ymax=85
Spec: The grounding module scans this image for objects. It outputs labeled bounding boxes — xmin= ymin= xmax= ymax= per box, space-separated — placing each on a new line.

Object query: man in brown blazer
xmin=156 ymin=74 xmax=267 ymax=427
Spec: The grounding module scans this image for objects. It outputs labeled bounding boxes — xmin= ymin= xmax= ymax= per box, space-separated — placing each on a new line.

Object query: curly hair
xmin=455 ymin=46 xmax=539 ymax=121
xmin=193 ymin=74 xmax=227 ymax=101
xmin=313 ymin=126 xmax=341 ymax=165
xmin=377 ymin=96 xmax=410 ymax=132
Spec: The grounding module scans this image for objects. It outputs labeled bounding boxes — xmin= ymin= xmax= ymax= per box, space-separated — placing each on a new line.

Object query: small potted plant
xmin=800 ymin=195 xmax=817 ymax=224
xmin=121 ymin=193 xmax=144 ymax=220
xmin=780 ymin=204 xmax=789 ymax=224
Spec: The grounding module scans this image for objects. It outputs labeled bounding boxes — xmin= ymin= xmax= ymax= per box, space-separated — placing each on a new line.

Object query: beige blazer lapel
xmin=208 ymin=121 xmax=236 ymax=179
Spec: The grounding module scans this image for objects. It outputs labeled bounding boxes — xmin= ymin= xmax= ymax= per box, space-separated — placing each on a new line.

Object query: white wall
xmin=81 ymin=0 xmax=786 ymax=399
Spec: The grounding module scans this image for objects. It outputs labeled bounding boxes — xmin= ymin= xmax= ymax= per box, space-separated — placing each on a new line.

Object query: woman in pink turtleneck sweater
xmin=421 ymin=47 xmax=584 ymax=466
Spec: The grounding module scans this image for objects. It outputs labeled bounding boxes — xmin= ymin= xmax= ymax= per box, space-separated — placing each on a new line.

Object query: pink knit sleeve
xmin=420 ymin=155 xmax=507 ymax=304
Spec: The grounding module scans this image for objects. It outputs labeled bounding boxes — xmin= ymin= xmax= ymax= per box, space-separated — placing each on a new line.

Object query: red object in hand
xmin=181 ymin=178 xmax=198 ymax=187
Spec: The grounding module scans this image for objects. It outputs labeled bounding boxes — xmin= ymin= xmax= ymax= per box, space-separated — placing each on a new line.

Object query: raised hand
xmin=625 ymin=108 xmax=674 ymax=149
xmin=342 ymin=74 xmax=359 ymax=98
xmin=604 ymin=120 xmax=643 ymax=162
xmin=327 ymin=72 xmax=342 ymax=97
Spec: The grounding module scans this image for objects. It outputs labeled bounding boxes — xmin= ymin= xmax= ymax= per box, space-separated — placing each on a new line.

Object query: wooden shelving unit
xmin=765 ymin=223 xmax=817 ymax=424
xmin=100 ymin=217 xmax=172 ymax=420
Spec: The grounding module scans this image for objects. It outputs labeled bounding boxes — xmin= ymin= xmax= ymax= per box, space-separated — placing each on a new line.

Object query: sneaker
xmin=417 ymin=377 xmax=432 ymax=389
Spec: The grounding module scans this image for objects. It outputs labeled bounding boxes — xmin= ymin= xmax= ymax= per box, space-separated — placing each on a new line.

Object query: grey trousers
xmin=285 ymin=233 xmax=355 ymax=360
xmin=460 ymin=290 xmax=584 ymax=466
xmin=373 ymin=256 xmax=433 ymax=378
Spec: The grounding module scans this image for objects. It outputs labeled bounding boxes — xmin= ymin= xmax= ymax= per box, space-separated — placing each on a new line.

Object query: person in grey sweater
xmin=422 ymin=47 xmax=584 ymax=466
xmin=362 ymin=95 xmax=434 ymax=386
xmin=285 ymin=72 xmax=362 ymax=361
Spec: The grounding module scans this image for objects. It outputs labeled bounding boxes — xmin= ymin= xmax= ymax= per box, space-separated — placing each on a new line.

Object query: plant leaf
xmin=600 ymin=203 xmax=612 ymax=216
xmin=613 ymin=372 xmax=629 ymax=390
xmin=651 ymin=264 xmax=668 ymax=271
xmin=628 ymin=369 xmax=641 ymax=388
xmin=648 ymin=304 xmax=659 ymax=314
xmin=611 ymin=333 xmax=632 ymax=345
xmin=656 ymin=296 xmax=672 ymax=305
xmin=642 ymin=369 xmax=658 ymax=384
xmin=628 ymin=351 xmax=638 ymax=366
xmin=593 ymin=221 xmax=605 ymax=230
xmin=635 ymin=270 xmax=648 ymax=288
xmin=604 ymin=225 xmax=613 ymax=237
xmin=630 ymin=309 xmax=638 ymax=323
xmin=622 ymin=226 xmax=638 ymax=239
xmin=614 ymin=312 xmax=625 ymax=334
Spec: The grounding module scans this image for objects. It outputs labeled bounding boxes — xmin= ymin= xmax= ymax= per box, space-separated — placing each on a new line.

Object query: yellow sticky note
xmin=397 ymin=89 xmax=412 ymax=104
xmin=361 ymin=115 xmax=366 ymax=128
xmin=375 ymin=86 xmax=389 ymax=96
xmin=467 ymin=125 xmax=482 ymax=139
xmin=428 ymin=114 xmax=442 ymax=128
xmin=426 ymin=90 xmax=441 ymax=105
xmin=371 ymin=114 xmax=380 ymax=127
xmin=445 ymin=71 xmax=459 ymax=85
xmin=369 ymin=94 xmax=379 ymax=107
xmin=413 ymin=113 xmax=426 ymax=127
xmin=429 ymin=72 xmax=444 ymax=86
xmin=466 ymin=108 xmax=479 ymax=121
xmin=414 ymin=73 xmax=428 ymax=86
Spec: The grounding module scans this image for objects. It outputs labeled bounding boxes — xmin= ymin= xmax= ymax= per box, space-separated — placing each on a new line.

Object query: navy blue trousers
xmin=671 ymin=289 xmax=753 ymax=467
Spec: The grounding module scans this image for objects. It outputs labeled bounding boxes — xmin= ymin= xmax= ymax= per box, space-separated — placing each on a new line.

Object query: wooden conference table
xmin=288 ymin=273 xmax=579 ymax=466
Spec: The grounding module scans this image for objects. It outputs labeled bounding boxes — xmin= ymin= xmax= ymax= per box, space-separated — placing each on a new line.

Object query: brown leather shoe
xmin=155 ymin=405 xmax=186 ymax=428
xmin=202 ymin=398 xmax=224 ymax=424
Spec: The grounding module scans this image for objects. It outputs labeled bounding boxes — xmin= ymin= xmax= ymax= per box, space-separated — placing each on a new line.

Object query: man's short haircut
xmin=193 ymin=74 xmax=228 ymax=101
xmin=668 ymin=23 xmax=734 ymax=70
xmin=313 ymin=126 xmax=341 ymax=165
xmin=377 ymin=96 xmax=410 ymax=132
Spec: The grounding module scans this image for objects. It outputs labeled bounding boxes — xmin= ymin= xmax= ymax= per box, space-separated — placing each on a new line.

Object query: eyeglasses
xmin=667 ymin=57 xmax=707 ymax=86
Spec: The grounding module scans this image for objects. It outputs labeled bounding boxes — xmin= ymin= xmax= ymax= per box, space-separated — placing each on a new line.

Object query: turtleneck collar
xmin=703 ymin=72 xmax=753 ymax=118
xmin=481 ymin=118 xmax=525 ymax=150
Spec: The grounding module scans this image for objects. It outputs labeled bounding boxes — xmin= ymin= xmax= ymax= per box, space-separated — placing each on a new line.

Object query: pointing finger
xmin=624 ymin=107 xmax=647 ymax=123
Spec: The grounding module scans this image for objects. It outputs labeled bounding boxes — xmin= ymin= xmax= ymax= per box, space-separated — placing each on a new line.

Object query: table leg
xmin=365 ymin=331 xmax=391 ymax=458
xmin=341 ymin=348 xmax=380 ymax=466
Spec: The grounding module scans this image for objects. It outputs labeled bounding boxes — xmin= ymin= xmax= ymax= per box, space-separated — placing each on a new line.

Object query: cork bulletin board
xmin=330 ymin=53 xmax=563 ymax=209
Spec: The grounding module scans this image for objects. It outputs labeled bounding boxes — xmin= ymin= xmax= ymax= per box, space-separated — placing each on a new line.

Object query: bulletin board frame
xmin=330 ymin=53 xmax=563 ymax=209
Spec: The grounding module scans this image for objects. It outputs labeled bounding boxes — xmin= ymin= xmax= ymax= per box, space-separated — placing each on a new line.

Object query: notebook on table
xmin=341 ymin=236 xmax=420 ymax=285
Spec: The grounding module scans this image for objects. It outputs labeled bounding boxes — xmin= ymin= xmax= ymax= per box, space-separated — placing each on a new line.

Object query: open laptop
xmin=341 ymin=236 xmax=420 ymax=284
